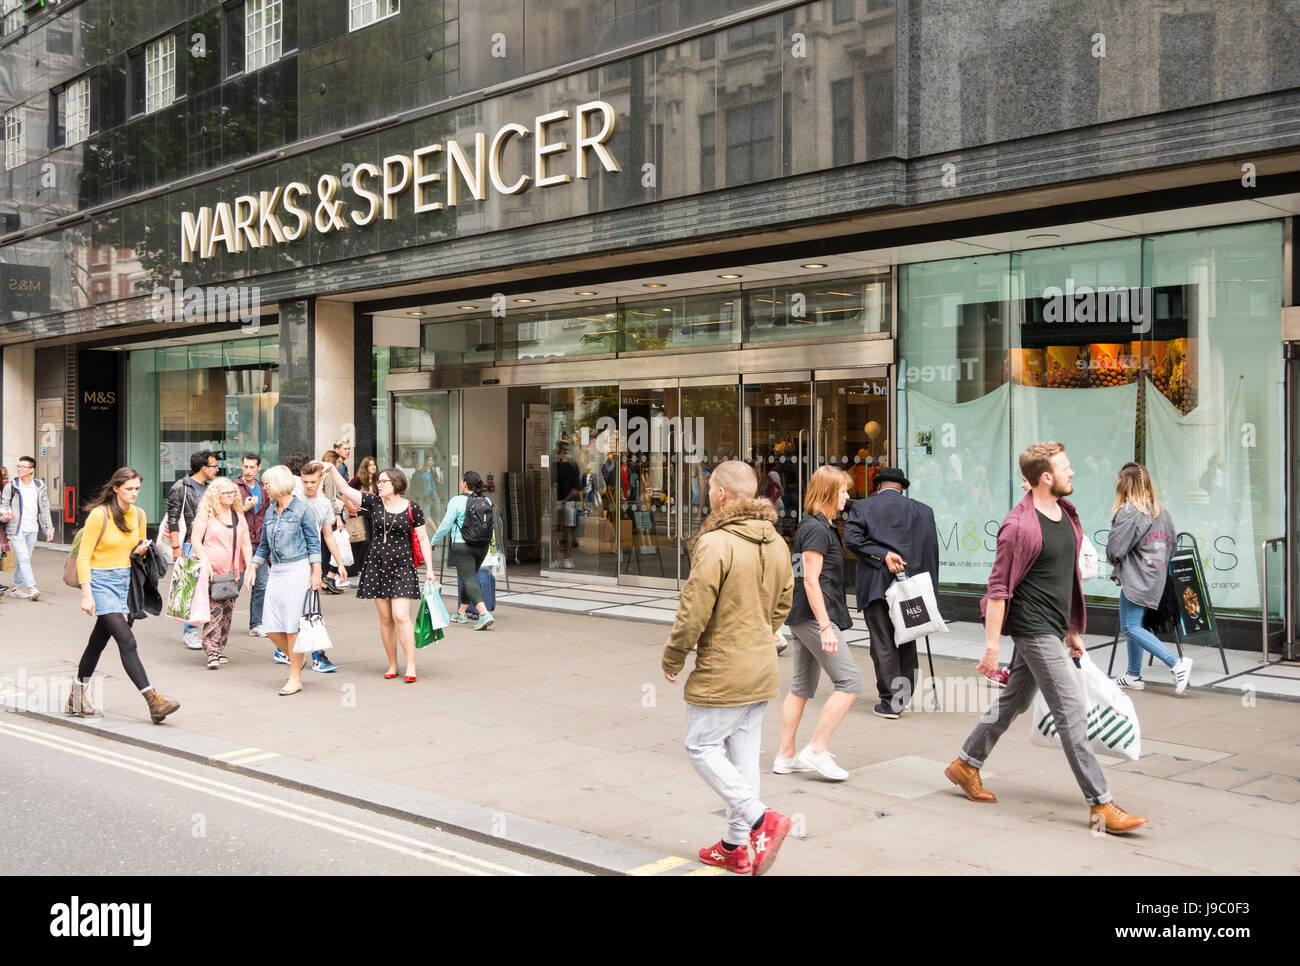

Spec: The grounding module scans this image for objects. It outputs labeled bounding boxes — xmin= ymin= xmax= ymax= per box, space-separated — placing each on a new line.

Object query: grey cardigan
xmin=1105 ymin=504 xmax=1175 ymax=608
xmin=2 ymin=479 xmax=54 ymax=538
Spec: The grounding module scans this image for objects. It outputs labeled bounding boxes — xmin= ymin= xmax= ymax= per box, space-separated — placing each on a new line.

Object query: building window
xmin=245 ymin=0 xmax=283 ymax=72
xmin=725 ymin=99 xmax=775 ymax=186
xmin=1 ymin=0 xmax=21 ymax=37
xmin=145 ymin=35 xmax=177 ymax=114
xmin=699 ymin=112 xmax=715 ymax=191
xmin=831 ymin=78 xmax=855 ymax=165
xmin=4 ymin=107 xmax=23 ymax=171
xmin=833 ymin=0 xmax=855 ymax=23
xmin=65 ymin=76 xmax=91 ymax=145
xmin=726 ymin=20 xmax=771 ymax=51
xmin=350 ymin=0 xmax=399 ymax=32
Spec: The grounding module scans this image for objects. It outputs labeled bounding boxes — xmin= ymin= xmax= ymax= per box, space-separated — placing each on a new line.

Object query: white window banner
xmin=901 ymin=384 xmax=1011 ymax=587
xmin=1145 ymin=380 xmax=1260 ymax=611
xmin=1011 ymin=382 xmax=1138 ymax=599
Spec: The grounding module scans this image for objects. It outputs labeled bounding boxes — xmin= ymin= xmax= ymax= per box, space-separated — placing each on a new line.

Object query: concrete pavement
xmin=2 ymin=549 xmax=1298 ymax=875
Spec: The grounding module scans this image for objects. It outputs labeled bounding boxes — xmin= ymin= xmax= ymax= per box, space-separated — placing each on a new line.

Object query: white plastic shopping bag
xmin=333 ymin=529 xmax=354 ymax=568
xmin=884 ymin=571 xmax=948 ymax=644
xmin=1029 ymin=652 xmax=1142 ymax=761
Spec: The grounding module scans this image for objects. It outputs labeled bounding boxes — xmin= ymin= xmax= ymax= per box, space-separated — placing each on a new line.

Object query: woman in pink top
xmin=191 ymin=477 xmax=254 ymax=669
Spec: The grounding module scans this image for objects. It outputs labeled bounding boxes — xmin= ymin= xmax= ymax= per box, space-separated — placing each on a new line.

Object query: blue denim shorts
xmin=90 ymin=567 xmax=130 ymax=616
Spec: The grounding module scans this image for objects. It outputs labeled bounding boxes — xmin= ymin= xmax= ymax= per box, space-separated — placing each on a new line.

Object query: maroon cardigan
xmin=979 ymin=492 xmax=1087 ymax=636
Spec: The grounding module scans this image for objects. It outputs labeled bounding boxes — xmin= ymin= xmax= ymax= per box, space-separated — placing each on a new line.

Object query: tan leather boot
xmin=1089 ymin=801 xmax=1148 ymax=834
xmin=144 ymin=688 xmax=180 ymax=724
xmin=64 ymin=683 xmax=96 ymax=717
xmin=945 ymin=757 xmax=997 ymax=803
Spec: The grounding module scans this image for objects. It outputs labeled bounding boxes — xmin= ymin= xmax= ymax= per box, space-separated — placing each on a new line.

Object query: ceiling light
xmin=575 ymin=291 xmax=597 ymax=296
xmin=407 ymin=310 xmax=425 ymax=317
xmin=458 ymin=305 xmax=476 ymax=310
xmin=514 ymin=298 xmax=535 ymax=303
xmin=718 ymin=273 xmax=742 ymax=279
xmin=1026 ymin=232 xmax=1060 ymax=241
xmin=801 ymin=263 xmax=827 ymax=269
xmin=661 ymin=307 xmax=672 ymax=312
xmin=642 ymin=282 xmax=667 ymax=288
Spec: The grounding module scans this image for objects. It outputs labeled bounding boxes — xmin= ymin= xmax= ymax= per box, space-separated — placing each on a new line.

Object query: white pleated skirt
xmin=262 ymin=559 xmax=312 ymax=635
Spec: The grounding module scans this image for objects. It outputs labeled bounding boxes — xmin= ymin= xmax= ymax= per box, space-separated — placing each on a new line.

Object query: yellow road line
xmin=221 ymin=751 xmax=281 ymax=768
xmin=684 ymin=866 xmax=727 ymax=876
xmin=208 ymin=747 xmax=262 ymax=761
xmin=626 ymin=855 xmax=689 ymax=876
xmin=0 ymin=721 xmax=526 ymax=876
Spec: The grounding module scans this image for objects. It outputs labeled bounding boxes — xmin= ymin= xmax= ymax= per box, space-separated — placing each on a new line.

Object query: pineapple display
xmin=1046 ymin=345 xmax=1088 ymax=388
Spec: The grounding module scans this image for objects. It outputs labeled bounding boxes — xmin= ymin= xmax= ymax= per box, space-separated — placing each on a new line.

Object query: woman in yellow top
xmin=68 ymin=467 xmax=180 ymax=724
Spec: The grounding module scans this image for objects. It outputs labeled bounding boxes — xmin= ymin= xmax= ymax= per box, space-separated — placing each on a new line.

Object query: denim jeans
xmin=1120 ymin=590 xmax=1177 ymax=676
xmin=248 ymin=563 xmax=269 ymax=629
xmin=10 ymin=530 xmax=37 ymax=587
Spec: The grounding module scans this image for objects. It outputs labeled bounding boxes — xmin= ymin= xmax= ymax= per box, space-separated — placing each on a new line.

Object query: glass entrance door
xmin=620 ymin=382 xmax=679 ymax=586
xmin=743 ymin=376 xmax=814 ymax=553
xmin=678 ymin=380 xmax=742 ymax=580
xmin=392 ymin=391 xmax=461 ymax=525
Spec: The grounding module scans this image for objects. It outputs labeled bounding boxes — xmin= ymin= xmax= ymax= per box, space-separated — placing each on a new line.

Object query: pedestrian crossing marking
xmin=626 ymin=855 xmax=689 ymax=876
xmin=208 ymin=747 xmax=263 ymax=762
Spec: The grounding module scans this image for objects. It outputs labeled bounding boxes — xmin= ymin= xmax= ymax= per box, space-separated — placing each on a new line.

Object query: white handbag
xmin=1029 ymin=652 xmax=1141 ymax=761
xmin=883 ymin=571 xmax=948 ymax=644
xmin=1078 ymin=532 xmax=1099 ymax=581
xmin=293 ymin=590 xmax=335 ymax=654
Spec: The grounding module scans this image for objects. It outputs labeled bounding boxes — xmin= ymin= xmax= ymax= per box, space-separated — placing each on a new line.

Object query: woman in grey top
xmin=1106 ymin=462 xmax=1193 ymax=694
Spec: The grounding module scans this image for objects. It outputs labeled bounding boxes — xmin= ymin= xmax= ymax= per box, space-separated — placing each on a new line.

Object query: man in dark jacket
xmin=844 ymin=466 xmax=939 ymax=718
xmin=236 ymin=453 xmax=270 ymax=636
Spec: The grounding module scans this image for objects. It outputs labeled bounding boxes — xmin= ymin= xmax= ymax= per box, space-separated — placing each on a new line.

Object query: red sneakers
xmin=749 ymin=809 xmax=791 ymax=876
xmin=698 ymin=840 xmax=753 ymax=874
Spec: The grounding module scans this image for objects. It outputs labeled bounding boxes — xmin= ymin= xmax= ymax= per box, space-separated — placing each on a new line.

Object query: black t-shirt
xmin=788 ymin=513 xmax=852 ymax=630
xmin=556 ymin=459 xmax=581 ymax=501
xmin=1007 ymin=509 xmax=1077 ymax=639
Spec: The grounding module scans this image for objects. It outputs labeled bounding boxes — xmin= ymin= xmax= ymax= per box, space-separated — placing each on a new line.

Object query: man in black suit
xmin=844 ymin=467 xmax=940 ymax=718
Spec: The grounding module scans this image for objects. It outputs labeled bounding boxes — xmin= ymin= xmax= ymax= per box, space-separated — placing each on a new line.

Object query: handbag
xmin=293 ymin=589 xmax=334 ymax=653
xmin=344 ymin=513 xmax=367 ymax=543
xmin=208 ymin=513 xmax=242 ymax=602
xmin=1029 ymin=652 xmax=1141 ymax=761
xmin=883 ymin=570 xmax=948 ymax=644
xmin=408 ymin=505 xmax=424 ymax=567
xmin=1078 ymin=531 xmax=1100 ymax=581
xmin=62 ymin=509 xmax=108 ymax=588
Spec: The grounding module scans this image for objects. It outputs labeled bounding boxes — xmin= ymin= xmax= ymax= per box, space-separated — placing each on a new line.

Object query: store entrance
xmin=537 ymin=369 xmax=890 ymax=591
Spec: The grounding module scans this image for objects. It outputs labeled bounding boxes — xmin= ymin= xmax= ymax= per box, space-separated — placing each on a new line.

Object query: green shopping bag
xmin=415 ymin=580 xmax=449 ymax=648
xmin=165 ymin=557 xmax=204 ymax=622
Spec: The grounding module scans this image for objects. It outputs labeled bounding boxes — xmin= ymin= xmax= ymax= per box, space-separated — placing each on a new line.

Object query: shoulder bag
xmin=208 ymin=513 xmax=242 ymax=601
xmin=62 ymin=508 xmax=109 ymax=588
xmin=408 ymin=505 xmax=424 ymax=567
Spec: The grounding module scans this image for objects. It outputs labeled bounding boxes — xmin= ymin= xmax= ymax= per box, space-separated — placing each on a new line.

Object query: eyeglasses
xmin=377 ymin=478 xmax=392 ymax=485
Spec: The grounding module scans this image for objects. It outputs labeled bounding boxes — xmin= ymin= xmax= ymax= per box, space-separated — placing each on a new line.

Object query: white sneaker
xmin=772 ymin=753 xmax=813 ymax=775
xmin=9 ymin=587 xmax=31 ymax=599
xmin=562 ymin=559 xmax=574 ymax=569
xmin=27 ymin=585 xmax=39 ymax=600
xmin=249 ymin=626 xmax=266 ymax=638
xmin=1171 ymin=657 xmax=1194 ymax=695
xmin=1113 ymin=675 xmax=1145 ymax=691
xmin=336 ymin=578 xmax=350 ymax=588
xmin=183 ymin=629 xmax=203 ymax=649
xmin=795 ymin=746 xmax=849 ymax=781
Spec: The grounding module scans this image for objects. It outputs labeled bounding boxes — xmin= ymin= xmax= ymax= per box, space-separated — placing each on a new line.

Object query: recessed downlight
xmin=514 ymin=298 xmax=535 ymax=303
xmin=407 ymin=311 xmax=426 ymax=317
xmin=642 ymin=282 xmax=667 ymax=288
xmin=801 ymin=263 xmax=827 ymax=269
xmin=718 ymin=273 xmax=742 ymax=279
xmin=1026 ymin=233 xmax=1060 ymax=241
xmin=575 ymin=291 xmax=598 ymax=296
xmin=458 ymin=305 xmax=476 ymax=310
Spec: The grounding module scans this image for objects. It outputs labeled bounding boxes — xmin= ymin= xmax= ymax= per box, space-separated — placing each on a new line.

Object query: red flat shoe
xmin=404 ymin=674 xmax=417 ymax=683
xmin=384 ymin=671 xmax=398 ymax=680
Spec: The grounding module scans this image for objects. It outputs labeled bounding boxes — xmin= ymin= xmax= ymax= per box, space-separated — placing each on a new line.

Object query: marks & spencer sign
xmin=181 ymin=102 xmax=619 ymax=263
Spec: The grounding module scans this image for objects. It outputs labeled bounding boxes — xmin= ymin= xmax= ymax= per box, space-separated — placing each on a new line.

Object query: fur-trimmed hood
xmin=695 ymin=497 xmax=780 ymax=543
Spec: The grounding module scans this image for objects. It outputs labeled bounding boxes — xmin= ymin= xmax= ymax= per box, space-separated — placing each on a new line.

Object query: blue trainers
xmin=450 ymin=612 xmax=472 ymax=624
xmin=474 ymin=612 xmax=496 ymax=631
xmin=311 ymin=651 xmax=338 ymax=673
xmin=272 ymin=647 xmax=290 ymax=665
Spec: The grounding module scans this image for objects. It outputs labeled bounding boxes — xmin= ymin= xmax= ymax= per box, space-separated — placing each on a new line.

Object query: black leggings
xmin=449 ymin=543 xmax=489 ymax=609
xmin=78 ymin=614 xmax=150 ymax=691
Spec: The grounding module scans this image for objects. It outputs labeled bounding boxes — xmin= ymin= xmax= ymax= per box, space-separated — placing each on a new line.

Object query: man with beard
xmin=945 ymin=442 xmax=1149 ymax=835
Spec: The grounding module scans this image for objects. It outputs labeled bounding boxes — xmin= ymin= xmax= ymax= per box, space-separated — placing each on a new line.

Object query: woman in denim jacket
xmin=247 ymin=465 xmax=322 ymax=696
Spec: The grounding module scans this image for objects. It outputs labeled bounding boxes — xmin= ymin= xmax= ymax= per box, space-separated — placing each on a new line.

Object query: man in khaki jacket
xmin=663 ymin=460 xmax=795 ymax=876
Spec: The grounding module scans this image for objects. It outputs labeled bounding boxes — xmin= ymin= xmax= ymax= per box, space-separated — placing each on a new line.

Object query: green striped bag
xmin=1028 ymin=654 xmax=1142 ymax=761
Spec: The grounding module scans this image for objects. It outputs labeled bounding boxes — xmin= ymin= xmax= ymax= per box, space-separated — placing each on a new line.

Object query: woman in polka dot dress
xmin=327 ymin=465 xmax=434 ymax=682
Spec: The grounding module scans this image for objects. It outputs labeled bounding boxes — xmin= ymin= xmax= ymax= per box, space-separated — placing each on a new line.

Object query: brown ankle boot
xmin=1089 ymin=801 xmax=1148 ymax=834
xmin=64 ymin=683 xmax=96 ymax=717
xmin=144 ymin=688 xmax=180 ymax=724
xmin=945 ymin=757 xmax=997 ymax=803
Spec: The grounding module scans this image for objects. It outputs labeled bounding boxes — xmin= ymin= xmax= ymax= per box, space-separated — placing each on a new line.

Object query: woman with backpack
xmin=429 ymin=471 xmax=495 ymax=631
xmin=1107 ymin=462 xmax=1193 ymax=695
xmin=325 ymin=464 xmax=435 ymax=680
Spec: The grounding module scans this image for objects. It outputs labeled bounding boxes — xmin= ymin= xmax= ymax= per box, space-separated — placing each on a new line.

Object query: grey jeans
xmin=684 ymin=701 xmax=768 ymax=846
xmin=959 ymin=633 xmax=1113 ymax=806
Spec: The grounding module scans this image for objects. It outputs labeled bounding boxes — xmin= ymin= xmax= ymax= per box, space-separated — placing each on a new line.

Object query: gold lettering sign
xmin=180 ymin=102 xmax=619 ymax=261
